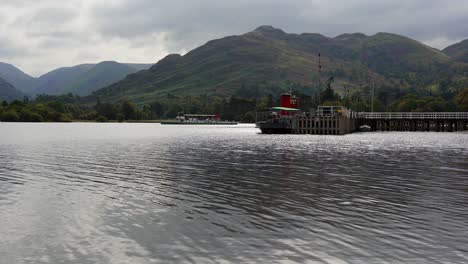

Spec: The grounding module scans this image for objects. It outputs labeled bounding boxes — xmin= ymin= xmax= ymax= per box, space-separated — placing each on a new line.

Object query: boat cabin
xmin=176 ymin=113 xmax=220 ymax=122
xmin=316 ymin=106 xmax=350 ymax=117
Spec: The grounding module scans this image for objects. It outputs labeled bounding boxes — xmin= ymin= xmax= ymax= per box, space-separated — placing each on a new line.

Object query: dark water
xmin=0 ymin=123 xmax=467 ymax=264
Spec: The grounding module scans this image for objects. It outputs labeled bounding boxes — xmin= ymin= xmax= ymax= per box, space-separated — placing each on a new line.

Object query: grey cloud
xmin=1 ymin=0 xmax=468 ymax=75
xmin=0 ymin=39 xmax=26 ymax=59
xmin=89 ymin=0 xmax=468 ymax=50
xmin=89 ymin=0 xmax=312 ymax=50
xmin=13 ymin=6 xmax=79 ymax=37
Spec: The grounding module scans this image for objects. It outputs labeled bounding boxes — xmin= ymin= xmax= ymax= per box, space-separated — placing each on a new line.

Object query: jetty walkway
xmin=294 ymin=108 xmax=468 ymax=135
xmin=356 ymin=112 xmax=468 ymax=132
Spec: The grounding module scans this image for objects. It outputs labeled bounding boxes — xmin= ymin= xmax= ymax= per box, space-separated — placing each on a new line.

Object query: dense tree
xmin=95 ymin=115 xmax=108 ymax=122
xmin=456 ymin=88 xmax=468 ymax=111
xmin=20 ymin=109 xmax=44 ymax=122
xmin=224 ymin=96 xmax=257 ymax=121
xmin=96 ymin=102 xmax=118 ymax=120
xmin=117 ymin=113 xmax=125 ymax=122
xmin=0 ymin=110 xmax=20 ymax=122
xmin=149 ymin=102 xmax=165 ymax=118
xmin=393 ymin=94 xmax=455 ymax=112
xmin=121 ymin=100 xmax=137 ymax=120
xmin=320 ymin=77 xmax=340 ymax=104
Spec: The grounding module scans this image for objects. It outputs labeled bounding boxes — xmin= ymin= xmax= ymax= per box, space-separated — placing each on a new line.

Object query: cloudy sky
xmin=1 ymin=0 xmax=468 ymax=76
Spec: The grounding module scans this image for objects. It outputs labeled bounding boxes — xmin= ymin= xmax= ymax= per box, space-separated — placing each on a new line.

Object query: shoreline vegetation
xmin=0 ymin=93 xmax=259 ymax=123
xmin=71 ymin=120 xmax=164 ymax=123
xmin=1 ymin=86 xmax=467 ymax=123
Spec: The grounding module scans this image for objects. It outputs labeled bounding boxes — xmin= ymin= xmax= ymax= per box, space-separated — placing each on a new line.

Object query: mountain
xmin=93 ymin=25 xmax=453 ymax=103
xmin=34 ymin=61 xmax=152 ymax=96
xmin=0 ymin=61 xmax=153 ymax=97
xmin=64 ymin=61 xmax=149 ymax=96
xmin=443 ymin=39 xmax=468 ymax=63
xmin=0 ymin=77 xmax=25 ymax=102
xmin=34 ymin=64 xmax=96 ymax=95
xmin=0 ymin=63 xmax=36 ymax=94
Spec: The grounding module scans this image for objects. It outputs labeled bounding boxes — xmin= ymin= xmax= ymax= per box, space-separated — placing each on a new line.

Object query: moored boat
xmin=256 ymin=93 xmax=356 ymax=135
xmin=161 ymin=113 xmax=237 ymax=125
xmin=256 ymin=93 xmax=300 ymax=134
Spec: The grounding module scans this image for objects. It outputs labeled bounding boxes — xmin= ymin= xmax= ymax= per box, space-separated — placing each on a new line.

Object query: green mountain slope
xmin=61 ymin=61 xmax=143 ymax=96
xmin=0 ymin=62 xmax=37 ymax=94
xmin=34 ymin=62 xmax=153 ymax=96
xmin=35 ymin=64 xmax=96 ymax=95
xmin=443 ymin=39 xmax=468 ymax=63
xmin=93 ymin=26 xmax=453 ymax=103
xmin=0 ymin=77 xmax=25 ymax=102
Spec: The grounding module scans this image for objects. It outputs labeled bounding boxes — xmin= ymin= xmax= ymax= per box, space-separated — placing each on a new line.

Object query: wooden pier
xmin=294 ymin=106 xmax=357 ymax=135
xmin=357 ymin=112 xmax=468 ymax=132
xmin=294 ymin=111 xmax=468 ymax=134
xmin=257 ymin=106 xmax=468 ymax=135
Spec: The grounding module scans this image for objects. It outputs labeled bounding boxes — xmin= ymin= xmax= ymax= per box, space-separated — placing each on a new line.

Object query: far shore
xmin=1 ymin=120 xmax=251 ymax=124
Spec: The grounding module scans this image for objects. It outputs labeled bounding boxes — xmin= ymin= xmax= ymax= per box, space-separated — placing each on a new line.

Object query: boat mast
xmin=317 ymin=52 xmax=322 ymax=105
xmin=371 ymin=78 xmax=375 ymax=113
xmin=318 ymin=52 xmax=322 ymax=88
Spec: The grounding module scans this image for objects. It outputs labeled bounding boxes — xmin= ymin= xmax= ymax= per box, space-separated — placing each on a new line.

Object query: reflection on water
xmin=0 ymin=123 xmax=467 ymax=263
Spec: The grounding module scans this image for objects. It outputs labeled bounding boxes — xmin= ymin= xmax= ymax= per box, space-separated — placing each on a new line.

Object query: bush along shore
xmin=1 ymin=86 xmax=467 ymax=123
xmin=0 ymin=93 xmax=258 ymax=123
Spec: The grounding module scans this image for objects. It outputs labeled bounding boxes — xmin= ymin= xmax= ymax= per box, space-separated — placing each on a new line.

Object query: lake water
xmin=0 ymin=123 xmax=467 ymax=263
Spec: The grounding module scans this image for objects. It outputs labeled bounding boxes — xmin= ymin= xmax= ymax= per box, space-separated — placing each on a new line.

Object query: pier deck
xmin=357 ymin=112 xmax=468 ymax=132
xmin=257 ymin=106 xmax=468 ymax=135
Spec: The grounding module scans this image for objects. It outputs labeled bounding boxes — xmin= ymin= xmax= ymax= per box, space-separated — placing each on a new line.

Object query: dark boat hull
xmin=256 ymin=121 xmax=293 ymax=134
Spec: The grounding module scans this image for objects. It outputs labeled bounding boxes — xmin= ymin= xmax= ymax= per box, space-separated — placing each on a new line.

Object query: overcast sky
xmin=1 ymin=0 xmax=468 ymax=76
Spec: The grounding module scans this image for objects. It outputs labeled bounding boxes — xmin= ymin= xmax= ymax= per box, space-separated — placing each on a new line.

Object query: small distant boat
xmin=359 ymin=125 xmax=372 ymax=131
xmin=161 ymin=113 xmax=237 ymax=125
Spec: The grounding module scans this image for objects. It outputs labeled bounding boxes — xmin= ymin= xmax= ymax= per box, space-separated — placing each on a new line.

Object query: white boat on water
xmin=359 ymin=125 xmax=372 ymax=131
xmin=161 ymin=113 xmax=237 ymax=125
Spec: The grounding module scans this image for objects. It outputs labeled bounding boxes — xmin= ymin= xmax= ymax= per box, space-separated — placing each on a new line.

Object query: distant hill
xmin=0 ymin=77 xmax=25 ymax=102
xmin=93 ymin=25 xmax=454 ymax=103
xmin=66 ymin=61 xmax=150 ymax=96
xmin=443 ymin=39 xmax=468 ymax=63
xmin=0 ymin=63 xmax=36 ymax=94
xmin=34 ymin=64 xmax=96 ymax=95
xmin=0 ymin=62 xmax=153 ymax=97
xmin=34 ymin=61 xmax=152 ymax=96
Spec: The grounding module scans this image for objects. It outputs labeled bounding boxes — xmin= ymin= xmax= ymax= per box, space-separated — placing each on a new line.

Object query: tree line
xmin=0 ymin=93 xmax=260 ymax=123
xmin=1 ymin=85 xmax=467 ymax=123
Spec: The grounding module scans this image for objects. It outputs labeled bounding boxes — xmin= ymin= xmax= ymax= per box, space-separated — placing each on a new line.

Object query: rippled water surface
xmin=1 ymin=123 xmax=467 ymax=263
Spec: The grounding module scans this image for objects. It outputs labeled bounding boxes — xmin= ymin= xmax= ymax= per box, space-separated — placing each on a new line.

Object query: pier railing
xmin=357 ymin=112 xmax=468 ymax=120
